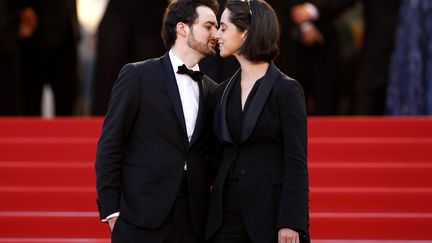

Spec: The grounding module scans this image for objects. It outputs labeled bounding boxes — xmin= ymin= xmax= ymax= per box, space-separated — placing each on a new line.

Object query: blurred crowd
xmin=1 ymin=0 xmax=431 ymax=116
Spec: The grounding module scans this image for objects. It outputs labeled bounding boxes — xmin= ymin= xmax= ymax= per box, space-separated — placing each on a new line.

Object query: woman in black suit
xmin=206 ymin=1 xmax=310 ymax=242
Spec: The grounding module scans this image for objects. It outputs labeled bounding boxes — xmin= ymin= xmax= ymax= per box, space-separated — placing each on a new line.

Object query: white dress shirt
xmin=168 ymin=50 xmax=200 ymax=143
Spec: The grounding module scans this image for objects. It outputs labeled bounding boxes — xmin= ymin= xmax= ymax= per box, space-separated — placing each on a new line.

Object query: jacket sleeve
xmin=95 ymin=63 xmax=141 ymax=219
xmin=276 ymin=78 xmax=310 ymax=236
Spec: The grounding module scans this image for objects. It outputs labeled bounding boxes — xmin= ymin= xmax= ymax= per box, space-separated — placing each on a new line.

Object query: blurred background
xmin=1 ymin=0 xmax=431 ymax=117
xmin=1 ymin=1 xmax=431 ymax=242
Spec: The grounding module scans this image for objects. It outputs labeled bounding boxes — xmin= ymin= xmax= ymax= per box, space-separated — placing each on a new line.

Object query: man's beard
xmin=187 ymin=31 xmax=216 ymax=57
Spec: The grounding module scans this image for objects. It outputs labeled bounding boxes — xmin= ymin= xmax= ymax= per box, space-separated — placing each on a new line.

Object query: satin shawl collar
xmin=190 ymin=79 xmax=206 ymax=145
xmin=159 ymin=53 xmax=206 ymax=146
xmin=216 ymin=63 xmax=280 ymax=144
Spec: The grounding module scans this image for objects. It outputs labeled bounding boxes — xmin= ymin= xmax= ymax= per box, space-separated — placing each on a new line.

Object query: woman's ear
xmin=241 ymin=30 xmax=248 ymax=41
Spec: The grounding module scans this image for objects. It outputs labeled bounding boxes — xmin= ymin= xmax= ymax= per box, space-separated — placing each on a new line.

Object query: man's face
xmin=187 ymin=6 xmax=218 ymax=57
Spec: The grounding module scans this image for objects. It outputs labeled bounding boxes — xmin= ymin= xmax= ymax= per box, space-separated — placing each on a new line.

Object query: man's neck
xmin=171 ymin=44 xmax=202 ymax=69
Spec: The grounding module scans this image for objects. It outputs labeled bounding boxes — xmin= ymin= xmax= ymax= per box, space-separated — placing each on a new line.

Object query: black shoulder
xmin=129 ymin=57 xmax=161 ymax=71
xmin=274 ymin=72 xmax=305 ymax=98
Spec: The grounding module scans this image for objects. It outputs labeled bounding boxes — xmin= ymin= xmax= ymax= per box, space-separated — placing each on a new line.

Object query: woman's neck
xmin=236 ymin=55 xmax=269 ymax=84
xmin=235 ymin=55 xmax=269 ymax=109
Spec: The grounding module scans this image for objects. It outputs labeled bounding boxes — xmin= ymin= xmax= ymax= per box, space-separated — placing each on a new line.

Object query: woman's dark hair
xmin=225 ymin=0 xmax=279 ymax=62
xmin=161 ymin=0 xmax=219 ymax=49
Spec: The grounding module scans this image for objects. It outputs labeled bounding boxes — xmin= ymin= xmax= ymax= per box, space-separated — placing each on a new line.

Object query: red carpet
xmin=0 ymin=117 xmax=431 ymax=242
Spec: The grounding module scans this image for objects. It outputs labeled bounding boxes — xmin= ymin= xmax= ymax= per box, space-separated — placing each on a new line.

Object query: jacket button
xmin=239 ymin=169 xmax=246 ymax=175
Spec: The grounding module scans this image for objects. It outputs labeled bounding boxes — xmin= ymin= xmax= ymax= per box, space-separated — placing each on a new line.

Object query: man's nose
xmin=211 ymin=26 xmax=218 ymax=36
xmin=215 ymin=29 xmax=221 ymax=39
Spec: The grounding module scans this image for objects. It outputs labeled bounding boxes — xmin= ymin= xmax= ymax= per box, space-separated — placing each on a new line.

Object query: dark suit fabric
xmin=91 ymin=0 xmax=167 ymax=115
xmin=0 ymin=0 xmax=29 ymax=115
xmin=19 ymin=0 xmax=80 ymax=115
xmin=95 ymin=53 xmax=217 ymax=240
xmin=111 ymin=198 xmax=199 ymax=243
xmin=206 ymin=63 xmax=310 ymax=243
xmin=267 ymin=0 xmax=350 ymax=115
xmin=354 ymin=0 xmax=402 ymax=114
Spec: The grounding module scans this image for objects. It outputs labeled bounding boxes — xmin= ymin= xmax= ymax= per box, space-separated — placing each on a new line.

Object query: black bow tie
xmin=177 ymin=64 xmax=203 ymax=82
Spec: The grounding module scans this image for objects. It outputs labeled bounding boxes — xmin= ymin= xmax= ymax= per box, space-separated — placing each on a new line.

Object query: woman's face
xmin=215 ymin=9 xmax=247 ymax=58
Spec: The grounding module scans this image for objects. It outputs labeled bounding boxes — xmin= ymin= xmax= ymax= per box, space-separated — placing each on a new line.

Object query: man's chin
xmin=200 ymin=48 xmax=216 ymax=57
xmin=207 ymin=49 xmax=216 ymax=56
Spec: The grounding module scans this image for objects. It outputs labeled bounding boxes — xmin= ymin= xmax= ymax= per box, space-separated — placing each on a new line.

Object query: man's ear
xmin=176 ymin=22 xmax=189 ymax=38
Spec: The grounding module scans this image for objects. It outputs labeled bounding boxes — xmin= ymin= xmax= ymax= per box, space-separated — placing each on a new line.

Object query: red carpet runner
xmin=0 ymin=117 xmax=431 ymax=242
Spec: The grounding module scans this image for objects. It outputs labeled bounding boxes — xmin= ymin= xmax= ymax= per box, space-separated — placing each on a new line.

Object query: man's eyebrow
xmin=205 ymin=20 xmax=218 ymax=26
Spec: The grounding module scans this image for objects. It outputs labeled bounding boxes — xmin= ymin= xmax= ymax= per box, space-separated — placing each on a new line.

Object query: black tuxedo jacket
xmin=206 ymin=63 xmax=310 ymax=242
xmin=95 ymin=53 xmax=217 ymax=234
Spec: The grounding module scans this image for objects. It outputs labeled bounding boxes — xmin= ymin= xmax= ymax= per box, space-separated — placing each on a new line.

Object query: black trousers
xmin=210 ymin=181 xmax=252 ymax=243
xmin=210 ymin=181 xmax=310 ymax=243
xmin=112 ymin=172 xmax=200 ymax=243
xmin=112 ymin=198 xmax=200 ymax=243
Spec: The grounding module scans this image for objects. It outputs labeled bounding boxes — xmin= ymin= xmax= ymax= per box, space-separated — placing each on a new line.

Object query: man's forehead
xmin=195 ymin=6 xmax=217 ymax=23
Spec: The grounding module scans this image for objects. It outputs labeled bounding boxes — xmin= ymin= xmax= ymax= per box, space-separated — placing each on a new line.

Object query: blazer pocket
xmin=269 ymin=170 xmax=284 ymax=184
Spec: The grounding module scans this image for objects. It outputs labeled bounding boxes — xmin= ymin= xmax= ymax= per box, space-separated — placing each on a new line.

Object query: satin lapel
xmin=189 ymin=78 xmax=206 ymax=146
xmin=159 ymin=53 xmax=187 ymax=134
xmin=240 ymin=63 xmax=280 ymax=143
xmin=214 ymin=69 xmax=240 ymax=144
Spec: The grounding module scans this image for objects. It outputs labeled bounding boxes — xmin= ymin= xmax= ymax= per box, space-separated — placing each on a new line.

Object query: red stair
xmin=0 ymin=117 xmax=431 ymax=242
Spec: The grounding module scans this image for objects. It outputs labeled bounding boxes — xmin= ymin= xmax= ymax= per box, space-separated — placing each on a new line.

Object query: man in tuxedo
xmin=95 ymin=0 xmax=219 ymax=242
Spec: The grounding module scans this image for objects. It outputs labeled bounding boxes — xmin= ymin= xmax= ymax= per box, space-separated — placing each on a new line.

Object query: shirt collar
xmin=169 ymin=50 xmax=200 ymax=73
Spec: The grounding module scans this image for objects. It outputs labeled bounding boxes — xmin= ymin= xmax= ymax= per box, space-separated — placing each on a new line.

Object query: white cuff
xmin=102 ymin=212 xmax=120 ymax=222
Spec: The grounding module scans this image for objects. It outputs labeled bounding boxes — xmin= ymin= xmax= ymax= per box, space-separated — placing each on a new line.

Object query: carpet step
xmin=0 ymin=163 xmax=95 ymax=187
xmin=1 ymin=117 xmax=431 ymax=138
xmin=0 ymin=188 xmax=98 ymax=211
xmin=1 ymin=187 xmax=431 ymax=213
xmin=311 ymin=212 xmax=432 ymax=240
xmin=0 ymin=212 xmax=107 ymax=238
xmin=309 ymin=138 xmax=432 ymax=162
xmin=1 ymin=138 xmax=431 ymax=162
xmin=0 ymin=240 xmax=429 ymax=243
xmin=309 ymin=164 xmax=432 ymax=187
xmin=310 ymin=188 xmax=432 ymax=212
xmin=0 ymin=238 xmax=109 ymax=243
xmin=309 ymin=117 xmax=432 ymax=138
xmin=1 ymin=162 xmax=430 ymax=187
xmin=313 ymin=240 xmax=432 ymax=243
xmin=0 ymin=140 xmax=97 ymax=162
xmin=0 ymin=211 xmax=431 ymax=239
xmin=0 ymin=118 xmax=102 ymax=138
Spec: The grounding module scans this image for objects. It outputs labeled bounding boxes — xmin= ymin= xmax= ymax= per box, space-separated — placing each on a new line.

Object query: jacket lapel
xmin=189 ymin=77 xmax=207 ymax=145
xmin=159 ymin=53 xmax=187 ymax=136
xmin=215 ymin=69 xmax=240 ymax=144
xmin=240 ymin=63 xmax=280 ymax=143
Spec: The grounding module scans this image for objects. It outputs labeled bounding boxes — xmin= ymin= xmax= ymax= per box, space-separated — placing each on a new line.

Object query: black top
xmin=226 ymin=75 xmax=262 ymax=181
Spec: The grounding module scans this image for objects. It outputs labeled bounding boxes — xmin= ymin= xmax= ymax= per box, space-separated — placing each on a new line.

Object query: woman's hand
xmin=278 ymin=228 xmax=299 ymax=243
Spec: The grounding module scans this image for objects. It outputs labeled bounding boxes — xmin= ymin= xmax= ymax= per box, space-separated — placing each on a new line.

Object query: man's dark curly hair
xmin=161 ymin=0 xmax=219 ymax=49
